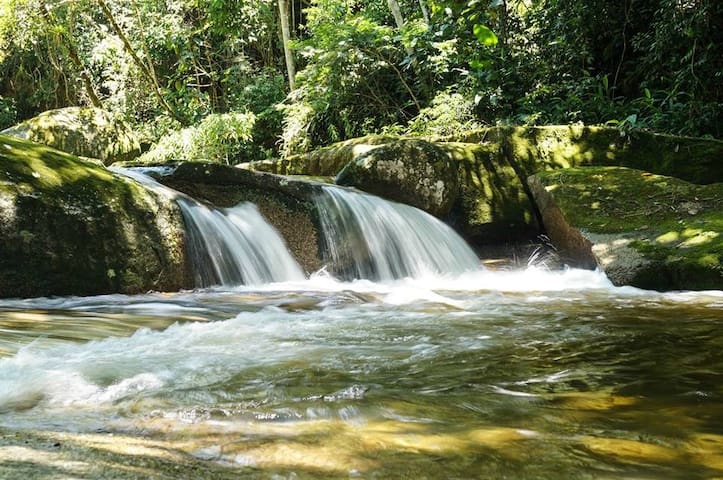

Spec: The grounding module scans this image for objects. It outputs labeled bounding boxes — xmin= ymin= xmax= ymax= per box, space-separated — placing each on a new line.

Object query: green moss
xmin=282 ymin=134 xmax=400 ymax=176
xmin=532 ymin=166 xmax=722 ymax=290
xmin=441 ymin=142 xmax=538 ymax=242
xmin=0 ymin=134 xmax=187 ymax=297
xmin=2 ymin=107 xmax=141 ymax=165
xmin=502 ymin=126 xmax=723 ymax=184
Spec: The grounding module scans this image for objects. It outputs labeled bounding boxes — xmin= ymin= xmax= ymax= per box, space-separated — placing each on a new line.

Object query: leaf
xmin=473 ymin=24 xmax=498 ymax=47
xmin=470 ymin=59 xmax=492 ymax=70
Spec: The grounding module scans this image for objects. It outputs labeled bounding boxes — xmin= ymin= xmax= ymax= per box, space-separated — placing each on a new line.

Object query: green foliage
xmin=0 ymin=0 xmax=720 ymax=161
xmin=404 ymin=88 xmax=482 ymax=137
xmin=139 ymin=112 xmax=255 ymax=164
xmin=0 ymin=95 xmax=16 ymax=129
xmin=281 ymin=4 xmax=417 ymax=154
xmin=515 ymin=0 xmax=722 ymax=136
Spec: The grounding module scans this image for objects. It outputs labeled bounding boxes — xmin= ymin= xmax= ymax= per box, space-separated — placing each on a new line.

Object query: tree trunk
xmin=387 ymin=0 xmax=405 ymax=29
xmin=278 ymin=0 xmax=296 ymax=90
xmin=387 ymin=0 xmax=414 ymax=56
xmin=418 ymin=0 xmax=430 ymax=25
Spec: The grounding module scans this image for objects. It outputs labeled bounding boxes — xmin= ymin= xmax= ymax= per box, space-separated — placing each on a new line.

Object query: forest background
xmin=0 ymin=0 xmax=720 ymax=164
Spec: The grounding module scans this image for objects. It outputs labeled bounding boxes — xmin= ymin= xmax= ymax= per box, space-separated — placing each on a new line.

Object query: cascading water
xmin=3 ymin=175 xmax=722 ymax=480
xmin=112 ymin=167 xmax=305 ymax=287
xmin=178 ymin=199 xmax=305 ymax=286
xmin=315 ymin=185 xmax=480 ymax=280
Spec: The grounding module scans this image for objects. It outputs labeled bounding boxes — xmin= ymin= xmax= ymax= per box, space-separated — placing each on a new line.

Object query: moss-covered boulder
xmin=2 ymin=107 xmax=141 ymax=165
xmin=528 ymin=166 xmax=722 ymax=290
xmin=455 ymin=125 xmax=723 ymax=185
xmin=159 ymin=163 xmax=326 ymax=274
xmin=244 ymin=135 xmax=399 ymax=176
xmin=244 ymin=126 xmax=723 ymax=251
xmin=335 ymin=139 xmax=460 ymax=217
xmin=0 ymin=134 xmax=187 ymax=298
xmin=441 ymin=142 xmax=539 ymax=243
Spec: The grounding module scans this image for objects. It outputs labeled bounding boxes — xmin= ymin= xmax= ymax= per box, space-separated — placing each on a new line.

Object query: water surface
xmin=0 ymin=269 xmax=721 ymax=479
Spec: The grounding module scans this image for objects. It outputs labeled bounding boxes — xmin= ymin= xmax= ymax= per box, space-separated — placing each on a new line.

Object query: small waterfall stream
xmin=2 ymin=173 xmax=721 ymax=480
xmin=178 ymin=199 xmax=305 ymax=286
xmin=113 ymin=167 xmax=305 ymax=287
xmin=315 ymin=186 xmax=480 ymax=280
xmin=117 ymin=168 xmax=482 ymax=285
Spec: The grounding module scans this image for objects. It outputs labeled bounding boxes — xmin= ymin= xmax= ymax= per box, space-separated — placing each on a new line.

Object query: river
xmin=1 ymin=268 xmax=721 ymax=479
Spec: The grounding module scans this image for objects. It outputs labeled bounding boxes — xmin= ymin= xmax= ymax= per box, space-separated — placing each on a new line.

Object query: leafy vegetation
xmin=0 ymin=0 xmax=719 ymax=163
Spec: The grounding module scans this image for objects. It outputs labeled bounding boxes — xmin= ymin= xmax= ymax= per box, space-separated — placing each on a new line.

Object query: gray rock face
xmin=335 ymin=139 xmax=460 ymax=217
xmin=2 ymin=107 xmax=141 ymax=165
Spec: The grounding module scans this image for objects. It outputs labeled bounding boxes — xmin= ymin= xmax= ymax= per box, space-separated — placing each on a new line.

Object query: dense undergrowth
xmin=0 ymin=0 xmax=720 ymax=163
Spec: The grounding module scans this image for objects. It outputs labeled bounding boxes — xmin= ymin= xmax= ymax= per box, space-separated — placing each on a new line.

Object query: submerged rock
xmin=0 ymin=134 xmax=187 ymax=298
xmin=2 ymin=107 xmax=141 ymax=165
xmin=528 ymin=166 xmax=722 ymax=290
xmin=336 ymin=139 xmax=460 ymax=217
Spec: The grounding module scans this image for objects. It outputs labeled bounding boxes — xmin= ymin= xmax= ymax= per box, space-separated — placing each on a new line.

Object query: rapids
xmin=0 ymin=270 xmax=721 ymax=478
xmin=0 ymin=170 xmax=721 ymax=478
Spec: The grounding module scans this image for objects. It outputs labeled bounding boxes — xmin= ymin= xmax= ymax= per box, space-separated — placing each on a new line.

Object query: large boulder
xmin=0 ymin=134 xmax=187 ymax=298
xmin=242 ymin=127 xmax=723 ymax=252
xmin=454 ymin=125 xmax=723 ymax=185
xmin=442 ymin=141 xmax=540 ymax=243
xmin=528 ymin=166 xmax=722 ymax=290
xmin=243 ymin=135 xmax=398 ymax=176
xmin=335 ymin=139 xmax=460 ymax=217
xmin=2 ymin=107 xmax=141 ymax=165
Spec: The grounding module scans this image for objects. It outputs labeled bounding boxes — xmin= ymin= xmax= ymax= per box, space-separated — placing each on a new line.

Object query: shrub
xmin=0 ymin=95 xmax=16 ymax=130
xmin=138 ymin=111 xmax=255 ymax=165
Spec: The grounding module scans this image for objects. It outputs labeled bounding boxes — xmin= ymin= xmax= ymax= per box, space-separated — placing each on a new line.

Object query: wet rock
xmin=0 ymin=134 xmax=187 ymax=298
xmin=159 ymin=162 xmax=326 ymax=274
xmin=2 ymin=107 xmax=141 ymax=165
xmin=335 ymin=139 xmax=460 ymax=217
xmin=528 ymin=166 xmax=722 ymax=290
xmin=441 ymin=141 xmax=540 ymax=244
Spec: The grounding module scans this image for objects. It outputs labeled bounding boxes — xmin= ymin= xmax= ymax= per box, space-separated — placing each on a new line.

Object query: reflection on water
xmin=0 ymin=269 xmax=721 ymax=478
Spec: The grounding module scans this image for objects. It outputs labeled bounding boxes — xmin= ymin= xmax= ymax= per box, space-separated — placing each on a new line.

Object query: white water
xmin=112 ymin=167 xmax=304 ymax=287
xmin=316 ymin=186 xmax=481 ymax=280
xmin=0 ymin=269 xmax=720 ymax=427
xmin=179 ymin=199 xmax=305 ymax=286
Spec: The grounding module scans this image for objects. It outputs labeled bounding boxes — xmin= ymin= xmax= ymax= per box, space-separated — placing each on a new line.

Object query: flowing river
xmin=1 ymin=172 xmax=722 ymax=478
xmin=1 ymin=270 xmax=721 ymax=479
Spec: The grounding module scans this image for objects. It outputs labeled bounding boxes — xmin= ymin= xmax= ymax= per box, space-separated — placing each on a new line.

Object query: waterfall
xmin=113 ymin=167 xmax=305 ymax=287
xmin=315 ymin=186 xmax=480 ymax=280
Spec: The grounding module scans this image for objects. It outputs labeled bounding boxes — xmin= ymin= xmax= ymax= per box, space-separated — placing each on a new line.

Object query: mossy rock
xmin=440 ymin=141 xmax=540 ymax=243
xmin=499 ymin=125 xmax=723 ymax=184
xmin=247 ymin=126 xmax=723 ymax=250
xmin=528 ymin=166 xmax=722 ymax=290
xmin=243 ymin=135 xmax=400 ymax=175
xmin=0 ymin=134 xmax=187 ymax=298
xmin=335 ymin=139 xmax=460 ymax=217
xmin=2 ymin=107 xmax=141 ymax=165
xmin=159 ymin=162 xmax=326 ymax=274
